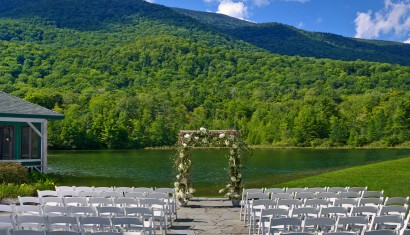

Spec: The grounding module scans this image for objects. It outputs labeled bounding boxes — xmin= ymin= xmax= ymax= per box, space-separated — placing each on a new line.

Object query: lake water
xmin=48 ymin=149 xmax=410 ymax=197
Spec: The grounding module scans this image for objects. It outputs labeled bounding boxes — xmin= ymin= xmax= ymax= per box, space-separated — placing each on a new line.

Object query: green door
xmin=0 ymin=125 xmax=14 ymax=160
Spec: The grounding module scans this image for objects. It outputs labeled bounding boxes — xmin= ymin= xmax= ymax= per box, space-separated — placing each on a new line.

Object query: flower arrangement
xmin=174 ymin=127 xmax=250 ymax=205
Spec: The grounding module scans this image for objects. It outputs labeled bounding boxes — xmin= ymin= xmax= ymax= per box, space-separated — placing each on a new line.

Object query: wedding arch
xmin=173 ymin=127 xmax=251 ymax=205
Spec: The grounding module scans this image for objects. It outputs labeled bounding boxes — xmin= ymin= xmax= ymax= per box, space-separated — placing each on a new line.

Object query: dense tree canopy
xmin=0 ymin=0 xmax=409 ymax=149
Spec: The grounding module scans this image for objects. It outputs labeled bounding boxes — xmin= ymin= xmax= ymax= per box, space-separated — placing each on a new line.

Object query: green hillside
xmin=0 ymin=0 xmax=409 ymax=149
xmin=175 ymin=8 xmax=410 ymax=65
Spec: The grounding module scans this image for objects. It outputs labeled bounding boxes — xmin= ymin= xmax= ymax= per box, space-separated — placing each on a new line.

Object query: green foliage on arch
xmin=174 ymin=128 xmax=251 ymax=204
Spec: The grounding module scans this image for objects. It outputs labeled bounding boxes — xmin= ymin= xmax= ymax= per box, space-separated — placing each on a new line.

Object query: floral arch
xmin=174 ymin=127 xmax=251 ymax=205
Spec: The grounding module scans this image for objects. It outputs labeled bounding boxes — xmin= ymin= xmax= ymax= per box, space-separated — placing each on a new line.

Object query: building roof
xmin=0 ymin=91 xmax=64 ymax=120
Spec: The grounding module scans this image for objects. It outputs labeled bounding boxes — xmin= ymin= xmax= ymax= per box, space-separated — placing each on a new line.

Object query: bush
xmin=0 ymin=162 xmax=29 ymax=184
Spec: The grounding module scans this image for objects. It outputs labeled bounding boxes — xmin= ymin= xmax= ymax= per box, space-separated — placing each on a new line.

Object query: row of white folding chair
xmin=248 ymin=203 xmax=408 ymax=234
xmin=0 ymin=207 xmax=154 ymax=234
xmin=256 ymin=214 xmax=404 ymax=235
xmin=263 ymin=187 xmax=369 ymax=194
xmin=54 ymin=186 xmax=156 ymax=194
xmin=0 ymin=215 xmax=148 ymax=235
xmin=0 ymin=230 xmax=126 ymax=235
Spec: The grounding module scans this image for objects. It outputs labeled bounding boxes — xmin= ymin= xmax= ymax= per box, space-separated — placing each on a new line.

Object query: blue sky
xmin=146 ymin=0 xmax=410 ymax=43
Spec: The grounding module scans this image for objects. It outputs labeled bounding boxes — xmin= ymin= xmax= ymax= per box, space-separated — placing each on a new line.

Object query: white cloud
xmin=354 ymin=0 xmax=410 ymax=39
xmin=144 ymin=0 xmax=155 ymax=3
xmin=297 ymin=22 xmax=304 ymax=28
xmin=404 ymin=38 xmax=410 ymax=43
xmin=282 ymin=0 xmax=310 ymax=3
xmin=216 ymin=0 xmax=249 ymax=20
xmin=253 ymin=0 xmax=270 ymax=7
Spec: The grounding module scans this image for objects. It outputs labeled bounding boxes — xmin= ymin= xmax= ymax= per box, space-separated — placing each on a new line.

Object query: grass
xmin=272 ymin=156 xmax=410 ymax=197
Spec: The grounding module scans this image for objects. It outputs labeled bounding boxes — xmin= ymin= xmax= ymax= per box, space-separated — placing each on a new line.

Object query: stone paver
xmin=167 ymin=198 xmax=248 ymax=235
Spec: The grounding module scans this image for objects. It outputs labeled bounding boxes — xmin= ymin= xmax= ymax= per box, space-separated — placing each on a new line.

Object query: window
xmin=21 ymin=126 xmax=40 ymax=159
xmin=0 ymin=125 xmax=14 ymax=160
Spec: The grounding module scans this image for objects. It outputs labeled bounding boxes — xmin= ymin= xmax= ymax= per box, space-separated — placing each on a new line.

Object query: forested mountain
xmin=0 ymin=0 xmax=409 ymax=149
xmin=174 ymin=8 xmax=410 ymax=66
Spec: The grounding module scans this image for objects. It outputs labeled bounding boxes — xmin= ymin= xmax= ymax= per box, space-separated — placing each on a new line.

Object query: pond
xmin=48 ymin=148 xmax=410 ymax=197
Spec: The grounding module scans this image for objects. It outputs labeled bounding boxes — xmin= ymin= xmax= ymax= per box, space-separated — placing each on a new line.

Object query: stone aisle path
xmin=167 ymin=198 xmax=248 ymax=235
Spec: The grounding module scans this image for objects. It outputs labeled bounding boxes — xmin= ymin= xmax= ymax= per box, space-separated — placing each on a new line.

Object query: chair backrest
xmin=145 ymin=192 xmax=168 ymax=200
xmin=277 ymin=199 xmax=302 ymax=209
xmin=124 ymin=192 xmax=146 ymax=199
xmin=291 ymin=207 xmax=319 ymax=218
xmin=93 ymin=187 xmax=113 ymax=192
xmin=264 ymin=188 xmax=286 ymax=194
xmin=362 ymin=190 xmax=384 ymax=198
xmin=295 ymin=192 xmax=316 ymax=200
xmin=339 ymin=192 xmax=361 ymax=198
xmin=57 ymin=191 xmax=79 ymax=198
xmin=333 ymin=198 xmax=359 ymax=208
xmin=0 ymin=204 xmax=14 ymax=213
xmin=88 ymin=197 xmax=113 ymax=207
xmin=111 ymin=217 xmax=145 ymax=232
xmin=63 ymin=197 xmax=87 ymax=207
xmin=68 ymin=206 xmax=96 ymax=217
xmin=113 ymin=198 xmax=138 ymax=208
xmin=320 ymin=206 xmax=349 ymax=218
xmin=286 ymin=188 xmax=306 ymax=194
xmin=40 ymin=197 xmax=64 ymax=207
xmin=370 ymin=215 xmax=402 ymax=230
xmin=79 ymin=216 xmax=111 ymax=232
xmin=379 ymin=205 xmax=408 ymax=217
xmin=78 ymin=191 xmax=100 ymax=197
xmin=46 ymin=216 xmax=80 ymax=232
xmin=43 ymin=206 xmax=68 ymax=217
xmin=96 ymin=207 xmax=124 ymax=217
xmin=55 ymin=186 xmax=74 ymax=192
xmin=271 ymin=193 xmax=293 ymax=200
xmin=18 ymin=197 xmax=40 ymax=205
xmin=16 ymin=215 xmax=46 ymax=230
xmin=37 ymin=191 xmax=58 ymax=198
xmin=100 ymin=192 xmax=123 ymax=198
xmin=327 ymin=187 xmax=348 ymax=193
xmin=261 ymin=208 xmax=289 ymax=218
xmin=303 ymin=217 xmax=335 ymax=232
xmin=384 ymin=197 xmax=409 ymax=206
xmin=317 ymin=192 xmax=340 ymax=200
xmin=14 ymin=205 xmax=42 ymax=216
xmin=348 ymin=186 xmax=367 ymax=192
xmin=335 ymin=216 xmax=368 ymax=232
xmin=124 ymin=207 xmax=153 ymax=218
xmin=246 ymin=193 xmax=269 ymax=200
xmin=0 ymin=214 xmax=16 ymax=230
xmin=304 ymin=199 xmax=330 ymax=207
xmin=305 ymin=187 xmax=327 ymax=193
xmin=327 ymin=232 xmax=360 ymax=235
xmin=363 ymin=230 xmax=396 ymax=235
xmin=114 ymin=187 xmax=134 ymax=194
xmin=350 ymin=205 xmax=378 ymax=216
xmin=269 ymin=217 xmax=302 ymax=232
xmin=133 ymin=187 xmax=153 ymax=193
xmin=74 ymin=187 xmax=94 ymax=192
xmin=359 ymin=198 xmax=383 ymax=206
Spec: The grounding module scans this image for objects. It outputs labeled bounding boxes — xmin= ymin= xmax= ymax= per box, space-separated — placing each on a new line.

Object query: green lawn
xmin=272 ymin=156 xmax=410 ymax=197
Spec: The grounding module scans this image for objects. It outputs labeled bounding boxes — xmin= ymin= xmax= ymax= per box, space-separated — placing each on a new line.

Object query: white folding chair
xmin=124 ymin=192 xmax=146 ymax=199
xmin=286 ymin=188 xmax=306 ymax=194
xmin=133 ymin=188 xmax=152 ymax=193
xmin=46 ymin=216 xmax=80 ymax=232
xmin=139 ymin=198 xmax=167 ymax=233
xmin=0 ymin=205 xmax=14 ymax=214
xmin=304 ymin=199 xmax=330 ymax=208
xmin=154 ymin=188 xmax=177 ymax=220
xmin=291 ymin=207 xmax=319 ymax=219
xmin=369 ymin=215 xmax=403 ymax=231
xmin=350 ymin=205 xmax=379 ymax=218
xmin=333 ymin=198 xmax=359 ymax=211
xmin=114 ymin=187 xmax=134 ymax=194
xmin=334 ymin=216 xmax=368 ymax=234
xmin=362 ymin=190 xmax=384 ymax=198
xmin=55 ymin=186 xmax=74 ymax=192
xmin=277 ymin=199 xmax=303 ymax=211
xmin=0 ymin=214 xmax=16 ymax=230
xmin=264 ymin=188 xmax=286 ymax=195
xmin=294 ymin=192 xmax=316 ymax=202
xmin=243 ymin=193 xmax=270 ymax=225
xmin=339 ymin=192 xmax=361 ymax=199
xmin=348 ymin=187 xmax=367 ymax=192
xmin=100 ymin=192 xmax=123 ymax=198
xmin=359 ymin=198 xmax=384 ymax=206
xmin=124 ymin=207 xmax=154 ymax=234
xmin=379 ymin=205 xmax=408 ymax=219
xmin=258 ymin=208 xmax=289 ymax=235
xmin=248 ymin=199 xmax=277 ymax=234
xmin=46 ymin=231 xmax=80 ymax=235
xmin=112 ymin=198 xmax=139 ymax=208
xmin=74 ymin=187 xmax=94 ymax=192
xmin=240 ymin=188 xmax=264 ymax=221
xmin=364 ymin=230 xmax=397 ymax=235
xmin=384 ymin=197 xmax=409 ymax=206
xmin=78 ymin=192 xmax=100 ymax=198
xmin=57 ymin=191 xmax=78 ymax=198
